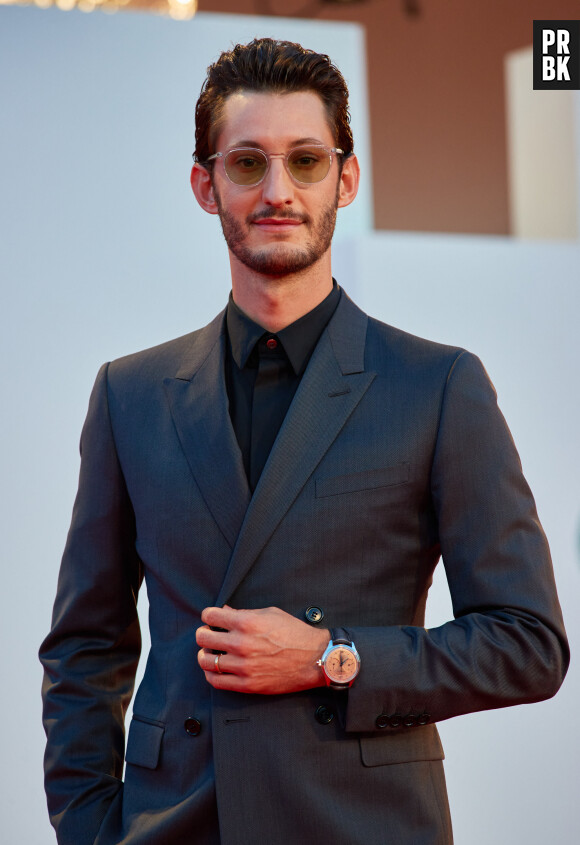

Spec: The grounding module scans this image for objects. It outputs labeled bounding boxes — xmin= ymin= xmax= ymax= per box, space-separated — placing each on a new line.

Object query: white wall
xmin=505 ymin=47 xmax=579 ymax=239
xmin=334 ymin=232 xmax=580 ymax=844
xmin=0 ymin=9 xmax=370 ymax=843
xmin=1 ymin=6 xmax=578 ymax=844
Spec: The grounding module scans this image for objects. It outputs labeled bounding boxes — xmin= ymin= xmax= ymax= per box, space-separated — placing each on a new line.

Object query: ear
xmin=337 ymin=153 xmax=360 ymax=209
xmin=190 ymin=163 xmax=219 ymax=215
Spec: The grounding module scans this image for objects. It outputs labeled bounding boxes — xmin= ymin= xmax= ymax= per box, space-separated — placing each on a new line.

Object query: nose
xmin=260 ymin=155 xmax=294 ymax=206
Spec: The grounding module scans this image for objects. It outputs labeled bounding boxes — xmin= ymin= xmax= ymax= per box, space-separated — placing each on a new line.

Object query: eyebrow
xmin=225 ymin=137 xmax=327 ymax=150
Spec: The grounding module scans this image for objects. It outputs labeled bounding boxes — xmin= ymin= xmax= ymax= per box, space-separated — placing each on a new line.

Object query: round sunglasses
xmin=203 ymin=145 xmax=344 ymax=187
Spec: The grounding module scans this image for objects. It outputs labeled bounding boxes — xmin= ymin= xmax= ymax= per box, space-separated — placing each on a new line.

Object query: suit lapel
xmin=216 ymin=293 xmax=376 ymax=605
xmin=163 ymin=311 xmax=251 ymax=550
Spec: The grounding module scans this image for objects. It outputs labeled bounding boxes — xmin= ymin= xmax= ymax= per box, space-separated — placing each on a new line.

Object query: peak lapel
xmin=216 ymin=294 xmax=376 ymax=605
xmin=163 ymin=311 xmax=250 ymax=550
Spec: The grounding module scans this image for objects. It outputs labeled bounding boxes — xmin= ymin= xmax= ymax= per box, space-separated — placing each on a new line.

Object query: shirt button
xmin=184 ymin=717 xmax=202 ymax=736
xmin=266 ymin=337 xmax=278 ymax=350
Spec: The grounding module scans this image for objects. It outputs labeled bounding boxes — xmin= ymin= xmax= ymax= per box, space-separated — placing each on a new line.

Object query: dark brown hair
xmin=194 ymin=38 xmax=354 ymax=165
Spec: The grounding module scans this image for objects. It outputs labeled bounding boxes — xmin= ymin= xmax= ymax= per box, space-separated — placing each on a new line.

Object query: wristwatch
xmin=317 ymin=628 xmax=361 ymax=689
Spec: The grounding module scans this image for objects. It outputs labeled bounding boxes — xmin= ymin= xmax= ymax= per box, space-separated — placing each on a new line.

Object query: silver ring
xmin=214 ymin=653 xmax=223 ymax=674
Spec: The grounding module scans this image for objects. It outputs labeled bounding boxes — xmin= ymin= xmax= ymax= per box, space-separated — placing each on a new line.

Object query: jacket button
xmin=418 ymin=712 xmax=431 ymax=725
xmin=315 ymin=705 xmax=334 ymax=725
xmin=305 ymin=606 xmax=324 ymax=624
xmin=375 ymin=714 xmax=390 ymax=729
xmin=184 ymin=717 xmax=202 ymax=736
xmin=403 ymin=714 xmax=418 ymax=728
xmin=388 ymin=713 xmax=403 ymax=728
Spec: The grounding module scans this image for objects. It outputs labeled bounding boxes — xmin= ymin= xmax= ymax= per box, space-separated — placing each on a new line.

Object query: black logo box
xmin=533 ymin=20 xmax=580 ymax=90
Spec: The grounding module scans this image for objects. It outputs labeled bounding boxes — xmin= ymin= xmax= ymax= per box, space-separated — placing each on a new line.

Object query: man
xmin=40 ymin=38 xmax=568 ymax=845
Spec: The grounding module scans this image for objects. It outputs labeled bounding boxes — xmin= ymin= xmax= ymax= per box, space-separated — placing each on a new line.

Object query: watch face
xmin=325 ymin=646 xmax=359 ymax=684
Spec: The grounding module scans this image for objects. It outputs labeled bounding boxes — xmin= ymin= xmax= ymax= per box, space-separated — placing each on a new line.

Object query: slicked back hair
xmin=194 ymin=38 xmax=354 ymax=166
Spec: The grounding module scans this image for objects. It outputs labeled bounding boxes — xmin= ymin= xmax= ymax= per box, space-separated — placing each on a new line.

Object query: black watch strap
xmin=330 ymin=627 xmax=352 ymax=645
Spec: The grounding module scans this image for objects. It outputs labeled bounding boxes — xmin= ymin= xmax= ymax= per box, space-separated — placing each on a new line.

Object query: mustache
xmin=248 ymin=209 xmax=310 ymax=224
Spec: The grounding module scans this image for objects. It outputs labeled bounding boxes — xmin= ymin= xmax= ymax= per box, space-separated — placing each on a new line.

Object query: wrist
xmin=312 ymin=629 xmax=331 ymax=686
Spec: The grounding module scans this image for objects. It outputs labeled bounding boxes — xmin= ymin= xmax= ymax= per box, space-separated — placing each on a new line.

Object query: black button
xmin=305 ymin=606 xmax=324 ymax=624
xmin=388 ymin=713 xmax=403 ymax=728
xmin=418 ymin=712 xmax=431 ymax=726
xmin=375 ymin=714 xmax=390 ymax=729
xmin=184 ymin=717 xmax=202 ymax=736
xmin=403 ymin=714 xmax=418 ymax=728
xmin=315 ymin=705 xmax=335 ymax=725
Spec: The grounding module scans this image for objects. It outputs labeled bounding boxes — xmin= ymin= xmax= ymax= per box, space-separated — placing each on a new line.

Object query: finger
xmin=198 ymin=647 xmax=229 ymax=674
xmin=197 ymin=647 xmax=210 ymax=671
xmin=195 ymin=624 xmax=211 ymax=645
xmin=203 ymin=668 xmax=251 ymax=692
xmin=197 ymin=648 xmax=237 ymax=675
xmin=201 ymin=605 xmax=241 ymax=629
xmin=196 ymin=625 xmax=232 ymax=651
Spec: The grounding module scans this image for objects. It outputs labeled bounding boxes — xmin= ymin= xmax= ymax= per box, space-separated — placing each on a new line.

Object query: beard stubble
xmin=213 ymin=183 xmax=340 ymax=277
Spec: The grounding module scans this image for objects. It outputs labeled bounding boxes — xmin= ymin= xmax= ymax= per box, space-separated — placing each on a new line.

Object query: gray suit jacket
xmin=40 ymin=292 xmax=568 ymax=845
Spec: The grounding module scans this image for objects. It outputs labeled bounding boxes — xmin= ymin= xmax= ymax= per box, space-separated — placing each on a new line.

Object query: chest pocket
xmin=316 ymin=462 xmax=410 ymax=498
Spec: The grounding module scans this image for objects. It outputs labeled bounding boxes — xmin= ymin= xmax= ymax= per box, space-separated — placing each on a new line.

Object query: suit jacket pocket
xmin=316 ymin=462 xmax=410 ymax=498
xmin=359 ymin=724 xmax=444 ymax=768
xmin=125 ymin=716 xmax=165 ymax=770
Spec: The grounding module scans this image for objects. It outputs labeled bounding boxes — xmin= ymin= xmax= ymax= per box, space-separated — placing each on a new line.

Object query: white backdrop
xmin=334 ymin=232 xmax=580 ymax=844
xmin=1 ymin=7 xmax=578 ymax=844
xmin=0 ymin=9 xmax=371 ymax=844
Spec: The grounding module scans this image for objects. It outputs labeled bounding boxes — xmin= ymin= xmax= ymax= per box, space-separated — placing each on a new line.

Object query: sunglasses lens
xmin=288 ymin=146 xmax=331 ymax=183
xmin=222 ymin=146 xmax=334 ymax=185
xmin=224 ymin=149 xmax=268 ymax=185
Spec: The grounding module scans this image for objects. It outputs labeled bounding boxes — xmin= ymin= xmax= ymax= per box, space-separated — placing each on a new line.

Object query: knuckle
xmin=235 ymin=661 xmax=250 ymax=677
xmin=230 ymin=633 xmax=244 ymax=652
xmin=237 ymin=615 xmax=253 ymax=634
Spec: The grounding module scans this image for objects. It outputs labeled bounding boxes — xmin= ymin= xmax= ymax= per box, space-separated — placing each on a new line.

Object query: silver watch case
xmin=317 ymin=638 xmax=361 ymax=689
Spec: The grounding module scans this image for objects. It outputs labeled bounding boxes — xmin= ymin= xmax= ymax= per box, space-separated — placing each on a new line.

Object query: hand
xmin=196 ymin=605 xmax=329 ymax=694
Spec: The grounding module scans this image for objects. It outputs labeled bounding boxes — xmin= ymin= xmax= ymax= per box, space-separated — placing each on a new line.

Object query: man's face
xmin=208 ymin=90 xmax=345 ymax=277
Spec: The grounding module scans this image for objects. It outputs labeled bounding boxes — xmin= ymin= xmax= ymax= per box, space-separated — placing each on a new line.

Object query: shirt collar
xmin=227 ymin=281 xmax=341 ymax=376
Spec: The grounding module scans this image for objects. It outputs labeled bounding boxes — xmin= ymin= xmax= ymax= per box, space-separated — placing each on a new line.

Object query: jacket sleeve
xmin=343 ymin=350 xmax=569 ymax=732
xmin=39 ymin=362 xmax=143 ymax=845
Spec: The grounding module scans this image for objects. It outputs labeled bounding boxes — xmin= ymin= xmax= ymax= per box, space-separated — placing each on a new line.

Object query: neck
xmin=230 ymin=255 xmax=334 ymax=332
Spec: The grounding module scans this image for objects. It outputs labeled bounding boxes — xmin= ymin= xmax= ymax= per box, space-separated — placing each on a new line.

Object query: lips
xmin=252 ymin=219 xmax=304 ymax=238
xmin=253 ymin=217 xmax=302 ymax=227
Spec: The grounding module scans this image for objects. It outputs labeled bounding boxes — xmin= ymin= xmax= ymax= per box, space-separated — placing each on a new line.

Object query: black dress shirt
xmin=226 ymin=282 xmax=341 ymax=491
